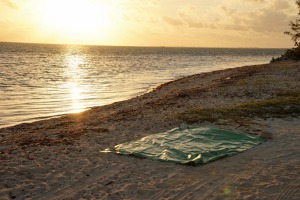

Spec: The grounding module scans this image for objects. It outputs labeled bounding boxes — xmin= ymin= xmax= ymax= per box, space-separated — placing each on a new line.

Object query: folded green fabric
xmin=102 ymin=127 xmax=266 ymax=165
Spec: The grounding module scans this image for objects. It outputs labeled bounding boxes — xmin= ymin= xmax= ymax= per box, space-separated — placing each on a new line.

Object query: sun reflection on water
xmin=66 ymin=55 xmax=84 ymax=69
xmin=63 ymin=49 xmax=88 ymax=113
xmin=70 ymin=86 xmax=86 ymax=113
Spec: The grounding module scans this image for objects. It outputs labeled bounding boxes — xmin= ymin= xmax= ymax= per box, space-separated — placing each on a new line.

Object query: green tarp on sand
xmin=102 ymin=127 xmax=266 ymax=165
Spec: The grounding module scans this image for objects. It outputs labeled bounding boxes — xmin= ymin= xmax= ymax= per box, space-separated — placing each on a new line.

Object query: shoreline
xmin=1 ymin=61 xmax=299 ymax=199
xmin=0 ymin=60 xmax=273 ymax=130
xmin=0 ymin=63 xmax=256 ymax=130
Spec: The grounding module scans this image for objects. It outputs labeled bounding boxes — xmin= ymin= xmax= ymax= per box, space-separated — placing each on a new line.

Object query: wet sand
xmin=1 ymin=61 xmax=299 ymax=199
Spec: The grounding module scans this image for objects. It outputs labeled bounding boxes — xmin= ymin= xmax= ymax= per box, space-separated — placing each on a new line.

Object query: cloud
xmin=215 ymin=0 xmax=296 ymax=33
xmin=241 ymin=0 xmax=293 ymax=11
xmin=271 ymin=0 xmax=292 ymax=11
xmin=221 ymin=6 xmax=237 ymax=15
xmin=0 ymin=0 xmax=18 ymax=9
xmin=163 ymin=16 xmax=183 ymax=26
xmin=241 ymin=0 xmax=266 ymax=4
xmin=223 ymin=0 xmax=295 ymax=32
xmin=161 ymin=0 xmax=295 ymax=34
xmin=246 ymin=9 xmax=290 ymax=32
xmin=175 ymin=12 xmax=201 ymax=28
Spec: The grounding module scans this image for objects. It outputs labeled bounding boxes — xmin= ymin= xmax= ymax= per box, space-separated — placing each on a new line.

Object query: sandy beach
xmin=1 ymin=61 xmax=299 ymax=199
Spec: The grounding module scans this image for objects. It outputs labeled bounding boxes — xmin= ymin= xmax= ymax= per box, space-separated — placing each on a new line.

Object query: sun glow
xmin=39 ymin=0 xmax=115 ymax=43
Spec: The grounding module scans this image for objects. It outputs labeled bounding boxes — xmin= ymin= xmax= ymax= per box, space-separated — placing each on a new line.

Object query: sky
xmin=0 ymin=0 xmax=297 ymax=48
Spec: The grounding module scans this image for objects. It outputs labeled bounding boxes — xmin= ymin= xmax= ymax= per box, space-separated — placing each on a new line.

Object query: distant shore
xmin=1 ymin=61 xmax=299 ymax=199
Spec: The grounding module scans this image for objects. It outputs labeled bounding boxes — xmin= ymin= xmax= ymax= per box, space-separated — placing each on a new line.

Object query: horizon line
xmin=0 ymin=40 xmax=290 ymax=49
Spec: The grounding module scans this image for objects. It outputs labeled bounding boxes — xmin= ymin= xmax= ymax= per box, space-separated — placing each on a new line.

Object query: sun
xmin=39 ymin=0 xmax=114 ymax=43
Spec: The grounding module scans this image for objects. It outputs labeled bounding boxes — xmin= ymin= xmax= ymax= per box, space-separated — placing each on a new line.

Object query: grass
xmin=176 ymin=91 xmax=300 ymax=124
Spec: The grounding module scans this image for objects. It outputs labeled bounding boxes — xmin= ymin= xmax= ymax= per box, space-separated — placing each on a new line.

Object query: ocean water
xmin=0 ymin=42 xmax=285 ymax=128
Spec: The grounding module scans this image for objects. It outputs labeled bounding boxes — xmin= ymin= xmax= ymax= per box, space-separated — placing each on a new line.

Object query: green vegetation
xmin=176 ymin=91 xmax=300 ymax=124
xmin=284 ymin=1 xmax=300 ymax=47
xmin=271 ymin=47 xmax=300 ymax=62
xmin=272 ymin=1 xmax=300 ymax=62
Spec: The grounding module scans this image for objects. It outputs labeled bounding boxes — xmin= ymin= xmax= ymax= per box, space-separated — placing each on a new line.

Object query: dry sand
xmin=1 ymin=61 xmax=299 ymax=199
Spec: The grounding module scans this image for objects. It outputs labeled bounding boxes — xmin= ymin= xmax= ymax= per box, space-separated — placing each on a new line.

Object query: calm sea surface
xmin=0 ymin=42 xmax=285 ymax=128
